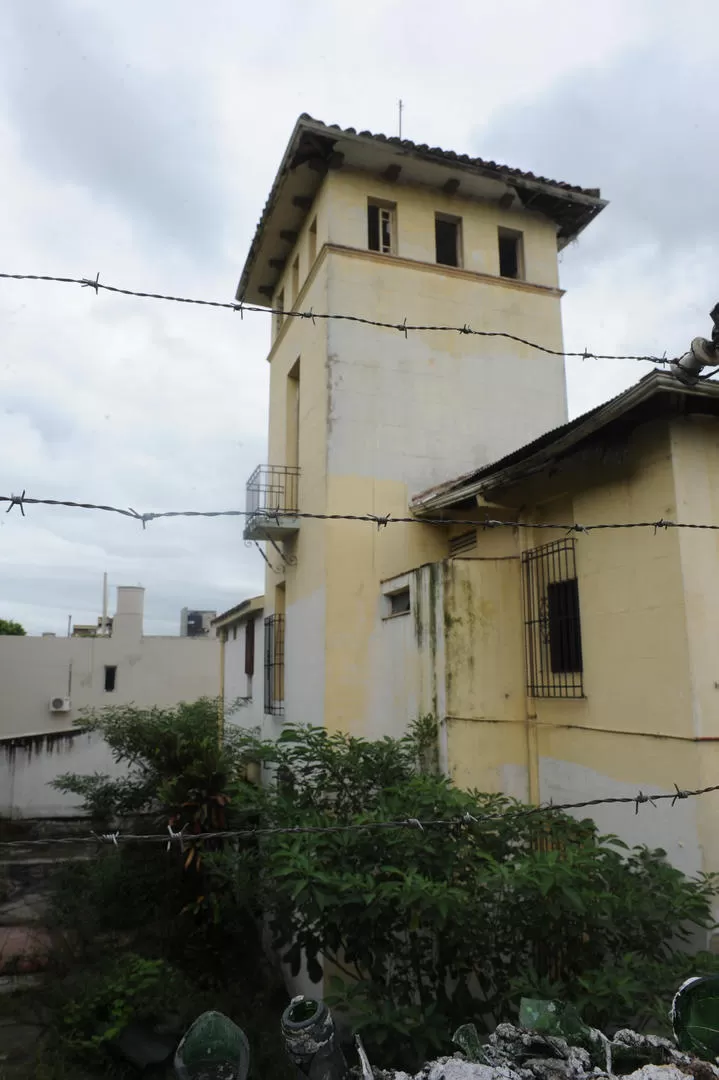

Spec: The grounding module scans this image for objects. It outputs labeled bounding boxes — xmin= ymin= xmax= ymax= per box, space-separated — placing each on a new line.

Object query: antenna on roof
xmin=398 ymin=99 xmax=404 ymax=139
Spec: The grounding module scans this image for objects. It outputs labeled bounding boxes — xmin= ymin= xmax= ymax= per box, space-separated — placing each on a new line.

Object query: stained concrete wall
xmin=0 ymin=587 xmax=220 ymax=818
xmin=389 ymin=414 xmax=719 ymax=922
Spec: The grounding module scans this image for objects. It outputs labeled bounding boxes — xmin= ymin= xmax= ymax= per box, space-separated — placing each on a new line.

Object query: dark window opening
xmin=498 ymin=229 xmax=523 ymax=279
xmin=388 ymin=588 xmax=411 ymax=616
xmin=104 ymin=665 xmax=117 ymax=692
xmin=245 ymin=617 xmax=255 ymax=677
xmin=522 ymin=538 xmax=584 ymax=698
xmin=368 ymin=202 xmax=394 ymax=254
xmin=547 ymin=579 xmax=583 ymax=674
xmin=435 ymin=215 xmax=460 ymax=267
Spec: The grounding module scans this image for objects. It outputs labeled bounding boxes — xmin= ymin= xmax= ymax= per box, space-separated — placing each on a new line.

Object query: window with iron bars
xmin=521 ymin=538 xmax=584 ymax=698
xmin=264 ymin=614 xmax=285 ymax=716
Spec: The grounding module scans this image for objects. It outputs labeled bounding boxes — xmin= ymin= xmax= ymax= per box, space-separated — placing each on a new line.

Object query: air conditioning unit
xmin=49 ymin=696 xmax=71 ymax=713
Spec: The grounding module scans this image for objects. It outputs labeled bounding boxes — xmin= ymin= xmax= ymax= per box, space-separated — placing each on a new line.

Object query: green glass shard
xmin=174 ymin=1011 xmax=250 ymax=1080
xmin=672 ymin=975 xmax=719 ymax=1061
xmin=519 ymin=998 xmax=588 ymax=1039
xmin=452 ymin=1023 xmax=485 ymax=1062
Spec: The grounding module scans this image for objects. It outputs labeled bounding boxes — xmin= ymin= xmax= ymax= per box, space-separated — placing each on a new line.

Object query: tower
xmin=237 ymin=115 xmax=605 ymax=737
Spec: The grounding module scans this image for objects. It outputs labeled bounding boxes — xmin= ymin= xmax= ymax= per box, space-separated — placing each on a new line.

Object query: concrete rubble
xmin=352 ymin=1023 xmax=719 ymax=1080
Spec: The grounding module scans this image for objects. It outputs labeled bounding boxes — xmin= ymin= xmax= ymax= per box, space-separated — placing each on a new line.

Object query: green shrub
xmin=56 ymin=953 xmax=183 ymax=1061
xmin=251 ymin=725 xmax=719 ymax=1068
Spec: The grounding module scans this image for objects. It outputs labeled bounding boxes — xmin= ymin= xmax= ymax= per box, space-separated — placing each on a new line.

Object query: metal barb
xmin=6 ymin=490 xmax=26 ymax=516
xmin=92 ymin=830 xmax=120 ymax=846
xmin=81 ymin=272 xmax=101 ymax=294
xmin=672 ymin=783 xmax=691 ymax=805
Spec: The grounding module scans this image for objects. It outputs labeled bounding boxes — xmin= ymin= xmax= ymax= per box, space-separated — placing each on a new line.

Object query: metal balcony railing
xmin=244 ymin=465 xmax=300 ymax=540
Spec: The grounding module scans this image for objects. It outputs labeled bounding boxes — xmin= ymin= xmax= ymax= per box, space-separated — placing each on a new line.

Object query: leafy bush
xmin=0 ymin=617 xmax=25 ymax=635
xmin=46 ymin=704 xmax=719 ymax=1074
xmin=51 ymin=696 xmax=261 ymax=822
xmin=249 ymin=724 xmax=719 ymax=1068
xmin=56 ymin=953 xmax=183 ymax=1061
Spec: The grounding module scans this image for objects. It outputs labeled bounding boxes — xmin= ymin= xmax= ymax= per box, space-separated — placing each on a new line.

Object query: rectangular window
xmin=286 ymin=359 xmax=300 ymax=470
xmin=104 ymin=665 xmax=117 ymax=692
xmin=274 ymin=288 xmax=285 ymax=339
xmin=521 ymin=538 xmax=583 ymax=698
xmin=245 ymin=617 xmax=255 ymax=677
xmin=264 ymin=614 xmax=285 ymax=716
xmin=368 ymin=200 xmax=395 ymax=254
xmin=386 ymin=587 xmax=411 ymax=617
xmin=232 ymin=625 xmax=237 ymax=641
xmin=308 ymin=216 xmax=317 ymax=265
xmin=498 ymin=228 xmax=524 ymax=279
xmin=435 ymin=213 xmax=462 ymax=267
xmin=291 ymin=255 xmax=300 ymax=306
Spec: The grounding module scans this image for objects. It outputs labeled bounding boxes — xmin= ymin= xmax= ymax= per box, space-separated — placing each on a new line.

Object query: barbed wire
xmin=0 ymin=782 xmax=715 ymax=850
xmin=3 ymin=491 xmax=719 ymax=535
xmin=0 ymin=271 xmax=674 ymax=364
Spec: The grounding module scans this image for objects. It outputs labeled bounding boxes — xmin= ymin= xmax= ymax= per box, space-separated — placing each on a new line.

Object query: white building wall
xmin=222 ymin=613 xmax=265 ymax=736
xmin=0 ymin=587 xmax=220 ymax=818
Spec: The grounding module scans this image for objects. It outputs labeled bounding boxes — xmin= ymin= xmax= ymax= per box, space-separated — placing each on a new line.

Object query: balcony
xmin=244 ymin=465 xmax=300 ymax=541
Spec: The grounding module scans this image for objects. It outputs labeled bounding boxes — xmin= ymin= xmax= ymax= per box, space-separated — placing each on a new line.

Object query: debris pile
xmin=169 ymin=976 xmax=719 ymax=1080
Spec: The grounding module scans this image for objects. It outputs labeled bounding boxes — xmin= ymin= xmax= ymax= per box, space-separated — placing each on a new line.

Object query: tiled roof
xmin=298 ymin=113 xmax=600 ymax=198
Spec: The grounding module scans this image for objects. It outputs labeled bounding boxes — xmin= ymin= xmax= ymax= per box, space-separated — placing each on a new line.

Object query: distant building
xmin=0 ymin=586 xmax=220 ymax=818
xmin=180 ymin=608 xmax=217 ymax=637
xmin=213 ymin=596 xmax=264 ymax=736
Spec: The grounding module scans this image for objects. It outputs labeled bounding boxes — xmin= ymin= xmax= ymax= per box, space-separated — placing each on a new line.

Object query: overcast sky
xmin=0 ymin=0 xmax=715 ymax=635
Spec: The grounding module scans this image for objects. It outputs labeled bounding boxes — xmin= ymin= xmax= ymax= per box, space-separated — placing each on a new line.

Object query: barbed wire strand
xmin=0 ymin=272 xmax=676 ymax=365
xmin=3 ymin=492 xmax=719 ymax=535
xmin=0 ymin=782 xmax=715 ymax=850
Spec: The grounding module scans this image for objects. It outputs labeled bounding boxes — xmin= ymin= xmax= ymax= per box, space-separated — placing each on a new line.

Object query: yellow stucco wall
xmin=260 ymin=163 xmax=572 ymax=737
xmin=431 ymin=413 xmax=719 ymax=892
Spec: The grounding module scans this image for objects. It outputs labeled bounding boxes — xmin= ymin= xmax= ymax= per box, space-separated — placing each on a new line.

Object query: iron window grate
xmin=264 ymin=614 xmax=285 ymax=716
xmin=521 ymin=538 xmax=584 ymax=698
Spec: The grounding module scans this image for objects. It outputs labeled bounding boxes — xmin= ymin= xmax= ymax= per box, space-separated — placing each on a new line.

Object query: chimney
xmin=112 ymin=586 xmax=145 ymax=642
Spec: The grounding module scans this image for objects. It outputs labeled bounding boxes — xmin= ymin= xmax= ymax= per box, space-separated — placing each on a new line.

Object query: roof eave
xmin=236 ymin=116 xmax=607 ymax=306
xmin=212 ymin=594 xmax=265 ymax=628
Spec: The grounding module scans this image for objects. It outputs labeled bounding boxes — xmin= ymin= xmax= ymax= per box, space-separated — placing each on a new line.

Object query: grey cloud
xmin=0 ymin=1 xmax=228 ymax=261
xmin=475 ymin=40 xmax=719 ymax=274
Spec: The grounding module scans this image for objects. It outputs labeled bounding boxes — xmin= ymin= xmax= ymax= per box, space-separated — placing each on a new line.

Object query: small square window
xmin=498 ymin=228 xmax=524 ymax=279
xmin=104 ymin=665 xmax=117 ymax=692
xmin=435 ymin=214 xmax=462 ymax=267
xmin=387 ymin=588 xmax=411 ymax=616
xmin=368 ymin=200 xmax=395 ymax=254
